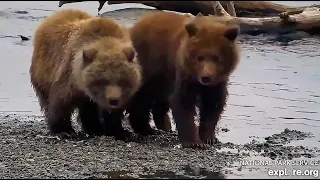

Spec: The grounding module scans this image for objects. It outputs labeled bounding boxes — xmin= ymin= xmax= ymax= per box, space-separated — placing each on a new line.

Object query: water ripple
xmin=254 ymin=94 xmax=320 ymax=105
xmin=284 ymin=123 xmax=320 ymax=128
xmin=295 ymin=110 xmax=318 ymax=114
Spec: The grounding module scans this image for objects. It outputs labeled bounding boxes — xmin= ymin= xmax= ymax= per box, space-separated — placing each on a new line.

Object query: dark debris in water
xmin=14 ymin=11 xmax=28 ymax=15
xmin=221 ymin=128 xmax=230 ymax=133
xmin=0 ymin=114 xmax=318 ymax=178
xmin=19 ymin=35 xmax=30 ymax=41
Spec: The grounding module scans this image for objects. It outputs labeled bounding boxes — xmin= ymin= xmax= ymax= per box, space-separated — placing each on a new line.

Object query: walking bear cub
xmin=129 ymin=12 xmax=241 ymax=148
xmin=30 ymin=9 xmax=142 ymax=140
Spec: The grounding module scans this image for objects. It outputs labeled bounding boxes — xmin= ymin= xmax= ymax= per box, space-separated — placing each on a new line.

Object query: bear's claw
xmin=54 ymin=131 xmax=79 ymax=140
xmin=111 ymin=129 xmax=136 ymax=142
xmin=181 ymin=141 xmax=209 ymax=149
xmin=203 ymin=137 xmax=219 ymax=145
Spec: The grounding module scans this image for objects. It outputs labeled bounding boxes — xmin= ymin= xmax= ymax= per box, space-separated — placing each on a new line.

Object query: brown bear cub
xmin=30 ymin=9 xmax=142 ymax=140
xmin=129 ymin=12 xmax=241 ymax=148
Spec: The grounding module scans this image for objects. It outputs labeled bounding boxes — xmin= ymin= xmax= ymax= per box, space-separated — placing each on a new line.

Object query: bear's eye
xmin=210 ymin=55 xmax=220 ymax=62
xmin=197 ymin=55 xmax=205 ymax=62
xmin=119 ymin=80 xmax=130 ymax=88
xmin=91 ymin=86 xmax=100 ymax=96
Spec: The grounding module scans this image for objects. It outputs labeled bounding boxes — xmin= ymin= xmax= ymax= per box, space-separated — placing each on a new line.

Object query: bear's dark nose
xmin=109 ymin=98 xmax=119 ymax=106
xmin=200 ymin=76 xmax=211 ymax=85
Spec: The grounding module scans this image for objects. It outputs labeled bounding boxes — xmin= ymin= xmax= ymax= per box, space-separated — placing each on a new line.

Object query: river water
xmin=0 ymin=1 xmax=319 ymax=179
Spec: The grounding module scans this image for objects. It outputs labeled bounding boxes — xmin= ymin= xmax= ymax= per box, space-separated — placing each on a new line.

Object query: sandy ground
xmin=0 ymin=1 xmax=320 ymax=179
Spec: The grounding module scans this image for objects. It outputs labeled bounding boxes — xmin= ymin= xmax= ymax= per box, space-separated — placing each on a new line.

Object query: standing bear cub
xmin=129 ymin=12 xmax=241 ymax=148
xmin=30 ymin=9 xmax=142 ymax=139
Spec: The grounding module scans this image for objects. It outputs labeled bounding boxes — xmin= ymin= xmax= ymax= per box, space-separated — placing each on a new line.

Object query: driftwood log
xmin=58 ymin=1 xmax=320 ymax=36
xmin=59 ymin=1 xmax=320 ymax=17
xmin=207 ymin=2 xmax=320 ymax=35
xmin=106 ymin=1 xmax=320 ymax=17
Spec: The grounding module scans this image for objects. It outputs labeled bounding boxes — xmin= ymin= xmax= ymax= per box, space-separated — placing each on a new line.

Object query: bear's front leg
xmin=170 ymin=78 xmax=205 ymax=149
xmin=46 ymin=96 xmax=76 ymax=139
xmin=198 ymin=81 xmax=228 ymax=145
xmin=102 ymin=110 xmax=135 ymax=142
xmin=78 ymin=100 xmax=104 ymax=136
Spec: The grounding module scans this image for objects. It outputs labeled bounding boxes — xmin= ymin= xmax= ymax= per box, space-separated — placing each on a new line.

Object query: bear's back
xmin=130 ymin=11 xmax=190 ymax=52
xmin=129 ymin=11 xmax=192 ymax=79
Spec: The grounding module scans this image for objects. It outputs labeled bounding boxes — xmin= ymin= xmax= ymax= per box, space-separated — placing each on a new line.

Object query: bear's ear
xmin=224 ymin=26 xmax=240 ymax=42
xmin=123 ymin=46 xmax=135 ymax=62
xmin=196 ymin=12 xmax=203 ymax=17
xmin=185 ymin=21 xmax=197 ymax=37
xmin=82 ymin=48 xmax=98 ymax=66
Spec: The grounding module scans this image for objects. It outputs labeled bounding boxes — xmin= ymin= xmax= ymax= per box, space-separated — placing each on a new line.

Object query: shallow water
xmin=271 ymin=1 xmax=319 ymax=7
xmin=0 ymin=1 xmax=319 ymax=179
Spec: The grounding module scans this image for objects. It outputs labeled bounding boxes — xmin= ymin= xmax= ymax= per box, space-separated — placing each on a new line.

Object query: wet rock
xmin=232 ymin=128 xmax=319 ymax=161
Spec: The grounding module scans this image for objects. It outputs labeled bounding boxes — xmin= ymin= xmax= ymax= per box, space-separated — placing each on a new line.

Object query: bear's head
xmin=74 ymin=37 xmax=142 ymax=111
xmin=182 ymin=15 xmax=241 ymax=86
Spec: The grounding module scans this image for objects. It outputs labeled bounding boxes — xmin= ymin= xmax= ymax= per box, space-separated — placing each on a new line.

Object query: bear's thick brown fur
xmin=30 ymin=9 xmax=142 ymax=139
xmin=128 ymin=12 xmax=241 ymax=148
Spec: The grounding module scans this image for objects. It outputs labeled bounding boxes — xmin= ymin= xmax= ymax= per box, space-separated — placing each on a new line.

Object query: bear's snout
xmin=108 ymin=98 xmax=120 ymax=107
xmin=199 ymin=76 xmax=212 ymax=85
